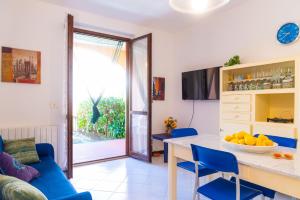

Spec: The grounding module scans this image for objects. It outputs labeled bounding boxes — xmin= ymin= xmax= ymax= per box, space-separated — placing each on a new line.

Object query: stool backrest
xmin=191 ymin=144 xmax=239 ymax=174
xmin=171 ymin=128 xmax=198 ymax=138
xmin=254 ymin=134 xmax=297 ymax=148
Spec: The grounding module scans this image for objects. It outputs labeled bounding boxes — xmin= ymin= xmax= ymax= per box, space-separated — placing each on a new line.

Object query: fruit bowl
xmin=222 ymin=140 xmax=278 ymax=154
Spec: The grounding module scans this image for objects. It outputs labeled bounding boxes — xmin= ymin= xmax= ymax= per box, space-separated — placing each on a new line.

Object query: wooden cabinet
xmin=220 ymin=57 xmax=299 ymax=140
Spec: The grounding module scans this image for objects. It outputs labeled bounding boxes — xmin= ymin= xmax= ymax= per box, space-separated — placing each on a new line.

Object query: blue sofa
xmin=1 ymin=142 xmax=92 ymax=200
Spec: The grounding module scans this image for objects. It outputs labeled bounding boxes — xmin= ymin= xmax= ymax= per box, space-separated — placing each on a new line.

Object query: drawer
xmin=222 ymin=112 xmax=251 ymax=121
xmin=222 ymin=95 xmax=251 ymax=104
xmin=222 ymin=104 xmax=251 ymax=112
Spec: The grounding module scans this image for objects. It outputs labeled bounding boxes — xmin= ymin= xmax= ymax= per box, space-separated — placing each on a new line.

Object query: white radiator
xmin=0 ymin=126 xmax=59 ymax=162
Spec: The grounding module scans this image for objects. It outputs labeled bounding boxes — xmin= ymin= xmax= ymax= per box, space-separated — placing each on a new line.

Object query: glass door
xmin=129 ymin=34 xmax=152 ymax=162
xmin=72 ymin=32 xmax=127 ymax=164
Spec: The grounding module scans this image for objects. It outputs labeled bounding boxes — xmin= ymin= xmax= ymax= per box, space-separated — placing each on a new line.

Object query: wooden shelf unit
xmin=220 ymin=57 xmax=299 ymax=140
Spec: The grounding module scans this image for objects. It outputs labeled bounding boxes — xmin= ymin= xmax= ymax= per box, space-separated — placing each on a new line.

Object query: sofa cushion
xmin=0 ymin=152 xmax=40 ymax=182
xmin=0 ymin=175 xmax=47 ymax=200
xmin=4 ymin=138 xmax=39 ymax=164
xmin=29 ymin=156 xmax=77 ymax=200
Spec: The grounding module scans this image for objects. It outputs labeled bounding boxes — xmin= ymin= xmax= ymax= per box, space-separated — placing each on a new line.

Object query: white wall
xmin=172 ymin=0 xmax=300 ymax=135
xmin=3 ymin=0 xmax=300 ymax=157
xmin=0 ymin=0 xmax=175 ymax=162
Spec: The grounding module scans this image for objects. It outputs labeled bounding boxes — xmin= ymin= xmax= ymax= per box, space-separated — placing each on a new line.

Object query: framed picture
xmin=152 ymin=77 xmax=165 ymax=100
xmin=1 ymin=47 xmax=41 ymax=84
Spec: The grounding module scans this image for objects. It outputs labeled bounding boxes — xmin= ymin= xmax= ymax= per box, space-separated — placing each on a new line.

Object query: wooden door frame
xmin=67 ymin=15 xmax=153 ymax=178
xmin=128 ymin=33 xmax=152 ymax=162
xmin=67 ymin=14 xmax=74 ymax=179
xmin=67 ymin=15 xmax=133 ymax=178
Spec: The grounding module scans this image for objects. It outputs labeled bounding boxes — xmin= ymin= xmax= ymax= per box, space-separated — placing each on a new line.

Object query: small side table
xmin=152 ymin=133 xmax=174 ymax=163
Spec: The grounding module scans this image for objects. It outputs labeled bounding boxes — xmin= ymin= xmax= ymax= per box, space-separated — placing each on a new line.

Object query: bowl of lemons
xmin=222 ymin=131 xmax=278 ymax=153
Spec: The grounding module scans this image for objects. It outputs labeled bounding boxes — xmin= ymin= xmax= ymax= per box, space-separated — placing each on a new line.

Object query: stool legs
xmin=164 ymin=142 xmax=168 ymax=163
xmin=193 ymin=164 xmax=199 ymax=200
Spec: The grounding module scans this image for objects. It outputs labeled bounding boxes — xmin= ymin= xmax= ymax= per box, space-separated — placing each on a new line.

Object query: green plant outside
xmin=77 ymin=97 xmax=126 ymax=139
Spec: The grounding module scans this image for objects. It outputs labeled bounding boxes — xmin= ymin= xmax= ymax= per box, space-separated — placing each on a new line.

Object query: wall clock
xmin=277 ymin=22 xmax=300 ymax=45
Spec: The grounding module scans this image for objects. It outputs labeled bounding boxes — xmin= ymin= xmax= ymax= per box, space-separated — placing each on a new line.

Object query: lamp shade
xmin=169 ymin=0 xmax=230 ymax=14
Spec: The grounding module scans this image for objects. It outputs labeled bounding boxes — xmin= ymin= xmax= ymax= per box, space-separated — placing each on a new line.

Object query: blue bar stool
xmin=231 ymin=135 xmax=298 ymax=199
xmin=191 ymin=144 xmax=263 ymax=200
xmin=163 ymin=128 xmax=198 ymax=162
xmin=171 ymin=128 xmax=215 ymax=173
xmin=172 ymin=129 xmax=198 ymax=168
xmin=171 ymin=128 xmax=217 ymax=199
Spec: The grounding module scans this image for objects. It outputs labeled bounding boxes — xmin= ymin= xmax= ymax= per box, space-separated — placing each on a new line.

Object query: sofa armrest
xmin=35 ymin=143 xmax=55 ymax=160
xmin=54 ymin=192 xmax=92 ymax=200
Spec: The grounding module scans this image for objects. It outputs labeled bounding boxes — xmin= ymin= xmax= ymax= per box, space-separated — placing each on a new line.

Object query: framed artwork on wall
xmin=1 ymin=47 xmax=41 ymax=84
xmin=152 ymin=77 xmax=165 ymax=100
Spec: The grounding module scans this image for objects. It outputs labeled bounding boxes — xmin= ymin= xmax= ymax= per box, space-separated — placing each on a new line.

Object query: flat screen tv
xmin=182 ymin=66 xmax=220 ymax=100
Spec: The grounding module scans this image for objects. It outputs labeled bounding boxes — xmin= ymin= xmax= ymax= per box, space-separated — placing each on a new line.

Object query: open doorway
xmin=72 ymin=31 xmax=128 ymax=164
xmin=67 ymin=14 xmax=153 ymax=178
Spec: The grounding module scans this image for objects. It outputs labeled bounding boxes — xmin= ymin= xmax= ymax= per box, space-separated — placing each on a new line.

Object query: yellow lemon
xmin=230 ymin=138 xmax=239 ymax=144
xmin=245 ymin=135 xmax=256 ymax=146
xmin=265 ymin=140 xmax=274 ymax=146
xmin=258 ymin=134 xmax=264 ymax=138
xmin=238 ymin=139 xmax=245 ymax=145
xmin=241 ymin=130 xmax=249 ymax=134
xmin=261 ymin=141 xmax=267 ymax=146
xmin=237 ymin=132 xmax=246 ymax=139
xmin=256 ymin=137 xmax=264 ymax=145
xmin=225 ymin=135 xmax=233 ymax=142
xmin=257 ymin=134 xmax=269 ymax=140
xmin=233 ymin=133 xmax=239 ymax=139
xmin=256 ymin=140 xmax=263 ymax=146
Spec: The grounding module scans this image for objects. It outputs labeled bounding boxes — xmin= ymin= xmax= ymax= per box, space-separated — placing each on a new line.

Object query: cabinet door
xmin=220 ymin=122 xmax=251 ymax=136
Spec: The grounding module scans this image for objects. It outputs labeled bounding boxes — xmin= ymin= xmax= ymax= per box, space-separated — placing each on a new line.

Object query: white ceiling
xmin=39 ymin=0 xmax=242 ymax=32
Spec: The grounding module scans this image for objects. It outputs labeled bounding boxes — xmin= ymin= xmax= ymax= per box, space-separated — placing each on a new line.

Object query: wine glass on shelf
xmin=255 ymin=80 xmax=260 ymax=90
xmin=280 ymin=67 xmax=286 ymax=81
xmin=239 ymin=82 xmax=244 ymax=90
xmin=245 ymin=81 xmax=250 ymax=90
xmin=272 ymin=68 xmax=282 ymax=89
xmin=287 ymin=67 xmax=293 ymax=78
xmin=290 ymin=67 xmax=295 ymax=87
xmin=234 ymin=83 xmax=239 ymax=91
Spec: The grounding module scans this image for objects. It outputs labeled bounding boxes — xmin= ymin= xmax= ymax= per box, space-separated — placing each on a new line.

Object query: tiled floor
xmin=71 ymin=156 xmax=292 ymax=200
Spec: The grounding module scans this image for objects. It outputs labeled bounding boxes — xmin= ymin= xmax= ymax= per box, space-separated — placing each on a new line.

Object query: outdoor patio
xmin=73 ymin=138 xmax=126 ymax=164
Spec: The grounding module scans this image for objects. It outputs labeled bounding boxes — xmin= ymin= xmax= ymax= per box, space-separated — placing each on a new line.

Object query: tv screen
xmin=182 ymin=67 xmax=220 ymax=100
